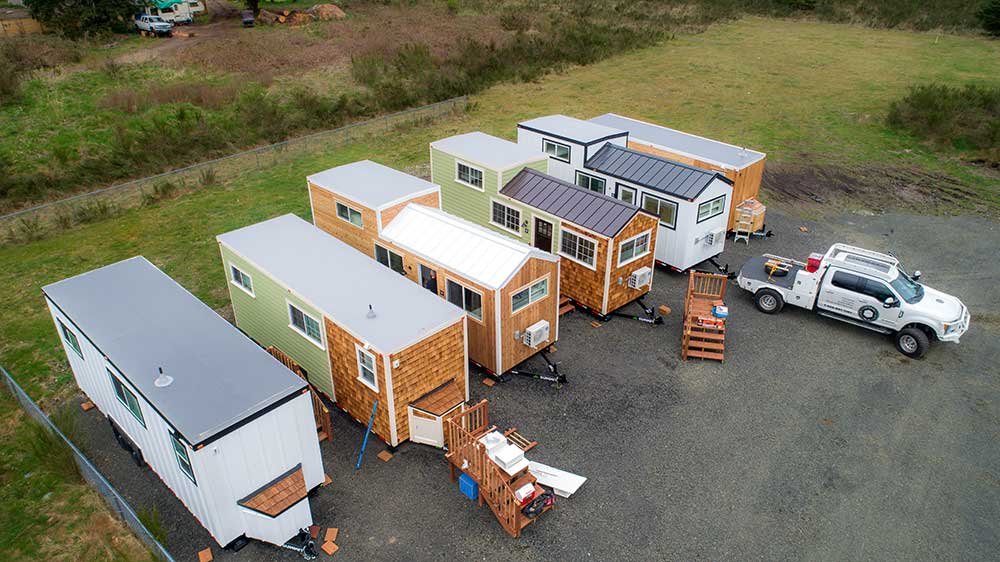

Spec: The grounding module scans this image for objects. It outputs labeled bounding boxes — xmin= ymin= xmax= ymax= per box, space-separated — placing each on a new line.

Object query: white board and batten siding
xmin=516 ymin=115 xmax=628 ymax=185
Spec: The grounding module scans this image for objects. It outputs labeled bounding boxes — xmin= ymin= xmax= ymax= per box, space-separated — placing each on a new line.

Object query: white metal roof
xmin=217 ymin=214 xmax=464 ymax=353
xmin=306 ymin=160 xmax=439 ymax=210
xmin=518 ymin=114 xmax=626 ymax=144
xmin=381 ymin=205 xmax=556 ymax=290
xmin=42 ymin=257 xmax=307 ymax=446
xmin=430 ymin=132 xmax=545 ymax=170
xmin=589 ymin=113 xmax=766 ymax=170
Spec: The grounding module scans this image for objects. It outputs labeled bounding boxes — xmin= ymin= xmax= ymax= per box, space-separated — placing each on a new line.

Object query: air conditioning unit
xmin=627 ymin=266 xmax=653 ymax=289
xmin=521 ymin=320 xmax=550 ymax=348
xmin=704 ymin=228 xmax=725 ymax=246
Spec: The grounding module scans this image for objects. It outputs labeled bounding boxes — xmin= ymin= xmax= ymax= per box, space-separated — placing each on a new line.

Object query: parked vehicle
xmin=737 ymin=243 xmax=970 ymax=358
xmin=134 ymin=14 xmax=173 ymax=36
xmin=241 ymin=9 xmax=255 ymax=27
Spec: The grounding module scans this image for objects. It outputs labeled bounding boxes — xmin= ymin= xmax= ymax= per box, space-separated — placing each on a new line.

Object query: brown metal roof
xmin=500 ymin=169 xmax=643 ymax=238
xmin=238 ymin=464 xmax=307 ymax=518
xmin=410 ymin=380 xmax=465 ymax=417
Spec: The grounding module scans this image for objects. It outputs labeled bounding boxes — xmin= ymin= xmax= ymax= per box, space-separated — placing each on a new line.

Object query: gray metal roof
xmin=585 ymin=144 xmax=730 ymax=200
xmin=518 ymin=114 xmax=626 ymax=144
xmin=42 ymin=256 xmax=307 ymax=446
xmin=430 ymin=132 xmax=545 ymax=170
xmin=307 ymin=160 xmax=439 ymax=209
xmin=217 ymin=214 xmax=464 ymax=353
xmin=589 ymin=113 xmax=766 ymax=170
xmin=500 ymin=169 xmax=642 ymax=238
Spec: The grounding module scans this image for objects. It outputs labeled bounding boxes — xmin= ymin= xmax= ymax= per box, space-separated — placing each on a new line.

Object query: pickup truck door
xmin=853 ymin=277 xmax=904 ymax=330
xmin=816 ymin=270 xmax=864 ymax=317
xmin=817 ymin=270 xmax=903 ymax=329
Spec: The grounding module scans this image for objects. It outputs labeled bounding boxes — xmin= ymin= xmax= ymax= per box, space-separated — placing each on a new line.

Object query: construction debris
xmin=309 ymin=525 xmax=320 ymax=539
xmin=197 ymin=548 xmax=213 ymax=562
xmin=482 ymin=377 xmax=496 ymax=387
xmin=528 ymin=461 xmax=587 ymax=498
xmin=307 ymin=3 xmax=346 ymax=20
xmin=257 ymin=3 xmax=345 ymax=25
xmin=658 ymin=305 xmax=672 ymax=316
xmin=325 ymin=528 xmax=339 ymax=542
xmin=377 ymin=450 xmax=393 ymax=462
xmin=80 ymin=400 xmax=95 ymax=412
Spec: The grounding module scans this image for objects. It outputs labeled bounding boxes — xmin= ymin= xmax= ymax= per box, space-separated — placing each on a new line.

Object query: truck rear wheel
xmin=754 ymin=288 xmax=784 ymax=314
xmin=895 ymin=327 xmax=929 ymax=358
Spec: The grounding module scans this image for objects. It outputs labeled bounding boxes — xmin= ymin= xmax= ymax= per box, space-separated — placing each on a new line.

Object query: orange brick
xmin=377 ymin=450 xmax=393 ymax=462
xmin=322 ymin=474 xmax=332 ymax=486
xmin=658 ymin=305 xmax=672 ymax=316
xmin=197 ymin=548 xmax=213 ymax=562
xmin=325 ymin=527 xmax=339 ymax=542
xmin=590 ymin=321 xmax=602 ymax=328
xmin=309 ymin=525 xmax=320 ymax=539
xmin=482 ymin=378 xmax=496 ymax=388
xmin=321 ymin=541 xmax=339 ymax=555
xmin=80 ymin=401 xmax=95 ymax=412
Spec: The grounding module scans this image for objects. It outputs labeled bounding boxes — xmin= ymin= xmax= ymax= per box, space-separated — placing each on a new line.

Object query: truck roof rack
xmin=824 ymin=243 xmax=898 ymax=280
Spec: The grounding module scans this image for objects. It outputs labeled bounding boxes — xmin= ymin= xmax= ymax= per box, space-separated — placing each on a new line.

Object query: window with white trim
xmin=512 ymin=277 xmax=549 ymax=313
xmin=58 ymin=319 xmax=83 ymax=358
xmin=288 ymin=303 xmax=323 ymax=346
xmin=542 ymin=139 xmax=570 ymax=162
xmin=641 ymin=193 xmax=677 ymax=228
xmin=491 ymin=200 xmax=521 ymax=235
xmin=618 ymin=232 xmax=651 ymax=266
xmin=617 ymin=184 xmax=637 ymax=205
xmin=108 ymin=369 xmax=146 ymax=428
xmin=575 ymin=171 xmax=606 ymax=194
xmin=456 ymin=162 xmax=484 ymax=189
xmin=356 ymin=347 xmax=377 ymax=391
xmin=230 ymin=264 xmax=254 ymax=296
xmin=697 ymin=195 xmax=726 ymax=222
xmin=560 ymin=230 xmax=596 ymax=267
xmin=374 ymin=244 xmax=406 ymax=275
xmin=336 ymin=202 xmax=363 ymax=228
xmin=171 ymin=432 xmax=196 ymax=484
xmin=446 ymin=280 xmax=483 ymax=321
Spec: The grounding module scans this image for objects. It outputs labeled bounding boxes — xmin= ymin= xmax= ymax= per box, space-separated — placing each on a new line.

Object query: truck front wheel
xmin=754 ymin=289 xmax=784 ymax=314
xmin=895 ymin=328 xmax=929 ymax=358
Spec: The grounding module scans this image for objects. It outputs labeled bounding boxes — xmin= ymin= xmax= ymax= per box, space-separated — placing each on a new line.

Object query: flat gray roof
xmin=501 ymin=169 xmax=642 ymax=238
xmin=518 ymin=114 xmax=626 ymax=144
xmin=589 ymin=113 xmax=766 ymax=170
xmin=43 ymin=257 xmax=306 ymax=446
xmin=307 ymin=160 xmax=439 ymax=209
xmin=586 ymin=144 xmax=730 ymax=200
xmin=431 ymin=132 xmax=545 ymax=170
xmin=218 ymin=214 xmax=464 ymax=353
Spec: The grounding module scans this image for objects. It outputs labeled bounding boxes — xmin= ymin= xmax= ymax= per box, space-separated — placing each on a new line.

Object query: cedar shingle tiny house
xmin=43 ymin=257 xmax=324 ymax=549
xmin=516 ymin=115 xmax=628 ymax=192
xmin=499 ymin=168 xmax=659 ymax=317
xmin=307 ymin=161 xmax=561 ymax=378
xmin=589 ymin=113 xmax=766 ymax=231
xmin=217 ymin=214 xmax=468 ymax=448
xmin=584 ymin=144 xmax=734 ymax=272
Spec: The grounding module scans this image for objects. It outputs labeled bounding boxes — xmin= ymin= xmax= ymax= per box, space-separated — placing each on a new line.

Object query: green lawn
xmin=1 ymin=16 xmax=998 ymax=561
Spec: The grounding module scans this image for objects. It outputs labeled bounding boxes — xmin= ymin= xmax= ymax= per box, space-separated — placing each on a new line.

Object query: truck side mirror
xmin=912 ymin=270 xmax=921 ymax=281
xmin=883 ymin=296 xmax=898 ymax=308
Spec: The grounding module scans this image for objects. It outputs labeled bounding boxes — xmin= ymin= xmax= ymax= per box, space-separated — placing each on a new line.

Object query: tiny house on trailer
xmin=589 ymin=113 xmax=766 ymax=231
xmin=43 ymin=257 xmax=324 ymax=550
xmin=516 ymin=115 xmax=628 ymax=190
xmin=218 ymin=214 xmax=468 ymax=448
xmin=584 ymin=143 xmax=734 ymax=272
xmin=499 ymin=168 xmax=659 ymax=318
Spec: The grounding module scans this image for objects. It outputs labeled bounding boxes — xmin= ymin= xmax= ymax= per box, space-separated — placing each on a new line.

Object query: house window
xmin=58 ymin=319 xmax=83 ymax=358
xmin=446 ymin=280 xmax=483 ymax=322
xmin=512 ymin=277 xmax=549 ymax=313
xmin=336 ymin=202 xmax=363 ymax=228
xmin=560 ymin=230 xmax=596 ymax=268
xmin=641 ymin=193 xmax=677 ymax=229
xmin=575 ymin=171 xmax=606 ymax=195
xmin=170 ymin=432 xmax=196 ymax=484
xmin=618 ymin=232 xmax=651 ymax=266
xmin=356 ymin=346 xmax=377 ymax=391
xmin=617 ymin=184 xmax=637 ymax=205
xmin=456 ymin=162 xmax=484 ymax=189
xmin=542 ymin=139 xmax=571 ymax=163
xmin=230 ymin=264 xmax=254 ymax=296
xmin=491 ymin=200 xmax=521 ymax=235
xmin=108 ymin=369 xmax=146 ymax=428
xmin=697 ymin=195 xmax=726 ymax=222
xmin=374 ymin=244 xmax=406 ymax=275
xmin=288 ymin=303 xmax=323 ymax=346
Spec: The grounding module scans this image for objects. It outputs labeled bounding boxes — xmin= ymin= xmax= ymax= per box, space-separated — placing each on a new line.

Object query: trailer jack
xmin=608 ymin=297 xmax=663 ymax=325
xmin=282 ymin=528 xmax=318 ymax=560
xmin=504 ymin=349 xmax=566 ymax=385
xmin=706 ymin=257 xmax=735 ymax=279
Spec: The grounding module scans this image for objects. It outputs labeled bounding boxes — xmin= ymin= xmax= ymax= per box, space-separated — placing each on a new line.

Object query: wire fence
xmin=1 ymin=95 xmax=468 ymax=245
xmin=1 ymin=365 xmax=177 ymax=562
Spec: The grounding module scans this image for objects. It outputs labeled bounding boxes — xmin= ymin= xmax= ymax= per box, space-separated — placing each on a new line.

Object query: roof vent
xmin=154 ymin=367 xmax=173 ymax=388
xmin=366 ymin=304 xmax=376 ymax=319
xmin=739 ymin=147 xmax=748 ymax=160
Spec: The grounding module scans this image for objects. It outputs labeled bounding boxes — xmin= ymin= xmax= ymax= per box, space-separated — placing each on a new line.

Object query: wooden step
xmin=559 ymin=296 xmax=572 ymax=306
xmin=559 ymin=303 xmax=576 ymax=316
xmin=687 ymin=339 xmax=725 ymax=350
xmin=685 ymin=330 xmax=725 ymax=340
xmin=685 ymin=349 xmax=725 ymax=361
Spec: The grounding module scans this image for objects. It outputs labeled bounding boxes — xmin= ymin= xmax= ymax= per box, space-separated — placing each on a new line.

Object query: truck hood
xmin=916 ymin=285 xmax=964 ymax=321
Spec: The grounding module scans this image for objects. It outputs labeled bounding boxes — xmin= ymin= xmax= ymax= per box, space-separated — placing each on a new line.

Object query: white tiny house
xmin=516 ymin=114 xmax=627 ymax=191
xmin=43 ymin=257 xmax=324 ymax=550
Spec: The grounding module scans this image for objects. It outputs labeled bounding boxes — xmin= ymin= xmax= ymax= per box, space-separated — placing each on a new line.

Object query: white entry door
xmin=408 ymin=407 xmax=445 ymax=447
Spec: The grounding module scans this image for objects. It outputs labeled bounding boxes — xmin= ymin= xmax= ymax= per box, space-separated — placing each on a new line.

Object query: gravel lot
xmin=74 ymin=209 xmax=999 ymax=562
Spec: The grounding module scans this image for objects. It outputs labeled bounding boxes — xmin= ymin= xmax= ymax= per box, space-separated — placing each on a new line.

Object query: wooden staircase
xmin=266 ymin=346 xmax=333 ymax=442
xmin=681 ymin=272 xmax=728 ymax=362
xmin=559 ymin=296 xmax=575 ymax=316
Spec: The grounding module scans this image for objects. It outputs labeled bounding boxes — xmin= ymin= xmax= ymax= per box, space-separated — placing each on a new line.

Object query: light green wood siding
xmin=219 ymin=245 xmax=335 ymax=398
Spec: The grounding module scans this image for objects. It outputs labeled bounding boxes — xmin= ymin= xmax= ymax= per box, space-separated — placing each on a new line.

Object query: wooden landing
xmin=681 ymin=273 xmax=728 ymax=362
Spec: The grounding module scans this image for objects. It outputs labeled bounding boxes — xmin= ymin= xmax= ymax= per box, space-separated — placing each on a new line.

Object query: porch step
xmin=559 ymin=296 xmax=572 ymax=306
xmin=685 ymin=330 xmax=725 ymax=340
xmin=559 ymin=303 xmax=576 ymax=316
xmin=686 ymin=339 xmax=725 ymax=351
xmin=684 ymin=349 xmax=725 ymax=361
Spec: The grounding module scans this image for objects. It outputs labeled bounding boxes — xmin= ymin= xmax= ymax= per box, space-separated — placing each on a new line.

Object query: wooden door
xmin=533 ymin=218 xmax=553 ymax=253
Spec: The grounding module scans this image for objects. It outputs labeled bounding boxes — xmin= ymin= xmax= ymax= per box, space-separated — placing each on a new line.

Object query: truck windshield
xmin=891 ymin=269 xmax=923 ymax=303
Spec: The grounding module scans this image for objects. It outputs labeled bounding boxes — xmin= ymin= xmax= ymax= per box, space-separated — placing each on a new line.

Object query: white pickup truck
xmin=134 ymin=15 xmax=174 ymax=36
xmin=736 ymin=243 xmax=970 ymax=358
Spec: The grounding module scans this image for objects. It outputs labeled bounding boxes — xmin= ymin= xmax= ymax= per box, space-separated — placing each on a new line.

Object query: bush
xmin=72 ymin=199 xmax=118 ymax=224
xmin=0 ymin=35 xmax=82 ymax=104
xmin=137 ymin=506 xmax=168 ymax=544
xmin=887 ymin=83 xmax=1000 ymax=151
xmin=979 ymin=0 xmax=1000 ymax=35
xmin=23 ymin=416 xmax=81 ymax=482
xmin=25 ymin=0 xmax=136 ymax=38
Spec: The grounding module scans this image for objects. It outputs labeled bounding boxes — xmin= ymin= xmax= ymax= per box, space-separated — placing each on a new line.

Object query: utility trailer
xmin=736 ymin=243 xmax=970 ymax=358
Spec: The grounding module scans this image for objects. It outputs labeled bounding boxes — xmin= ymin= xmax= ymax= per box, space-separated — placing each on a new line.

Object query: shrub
xmin=979 ymin=0 xmax=1000 ymax=35
xmin=25 ymin=0 xmax=136 ymax=38
xmin=72 ymin=199 xmax=117 ymax=224
xmin=0 ymin=35 xmax=82 ymax=104
xmin=23 ymin=417 xmax=81 ymax=482
xmin=499 ymin=10 xmax=531 ymax=32
xmin=10 ymin=215 xmax=44 ymax=243
xmin=137 ymin=506 xmax=168 ymax=544
xmin=199 ymin=168 xmax=219 ymax=187
xmin=142 ymin=181 xmax=180 ymax=206
xmin=887 ymin=83 xmax=1000 ymax=151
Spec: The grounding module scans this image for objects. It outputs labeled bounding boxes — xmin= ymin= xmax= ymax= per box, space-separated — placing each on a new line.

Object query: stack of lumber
xmin=681 ymin=272 xmax=728 ymax=362
xmin=258 ymin=3 xmax=345 ymax=25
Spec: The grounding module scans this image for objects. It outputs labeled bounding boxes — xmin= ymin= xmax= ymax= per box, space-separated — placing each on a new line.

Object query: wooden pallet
xmin=504 ymin=427 xmax=537 ymax=453
xmin=681 ymin=272 xmax=728 ymax=362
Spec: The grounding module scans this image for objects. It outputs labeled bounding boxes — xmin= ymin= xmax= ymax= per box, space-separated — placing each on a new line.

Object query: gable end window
xmin=108 ymin=369 xmax=146 ymax=428
xmin=512 ymin=277 xmax=549 ymax=313
xmin=618 ymin=232 xmax=651 ymax=266
xmin=490 ymin=200 xmax=522 ymax=235
xmin=336 ymin=202 xmax=364 ymax=228
xmin=697 ymin=195 xmax=726 ymax=222
xmin=288 ymin=303 xmax=323 ymax=347
xmin=560 ymin=230 xmax=597 ymax=268
xmin=446 ymin=280 xmax=483 ymax=322
xmin=375 ymin=244 xmax=406 ymax=275
xmin=542 ymin=139 xmax=571 ymax=163
xmin=575 ymin=171 xmax=607 ymax=195
xmin=641 ymin=193 xmax=677 ymax=229
xmin=356 ymin=346 xmax=378 ymax=391
xmin=58 ymin=319 xmax=83 ymax=359
xmin=171 ymin=432 xmax=197 ymax=485
xmin=230 ymin=264 xmax=254 ymax=296
xmin=456 ymin=162 xmax=484 ymax=190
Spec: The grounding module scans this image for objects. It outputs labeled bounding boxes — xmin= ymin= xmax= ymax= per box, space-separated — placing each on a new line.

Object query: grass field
xmin=0 ymin=16 xmax=998 ymax=561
